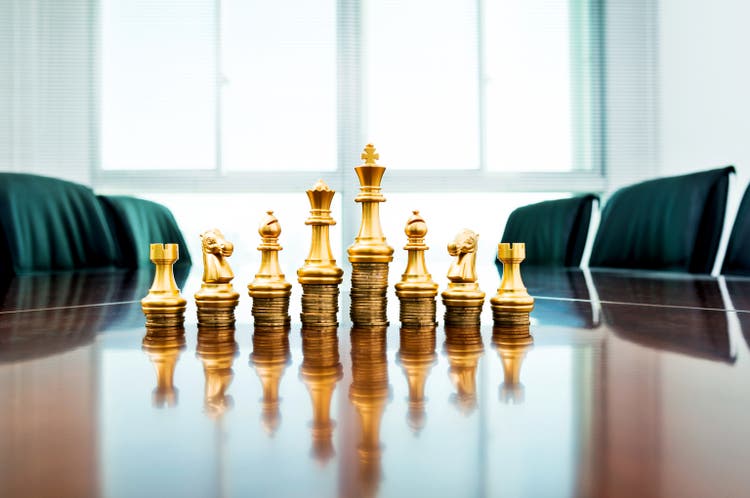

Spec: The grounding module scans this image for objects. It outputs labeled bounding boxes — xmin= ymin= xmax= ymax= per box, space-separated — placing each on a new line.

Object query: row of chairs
xmin=499 ymin=166 xmax=750 ymax=275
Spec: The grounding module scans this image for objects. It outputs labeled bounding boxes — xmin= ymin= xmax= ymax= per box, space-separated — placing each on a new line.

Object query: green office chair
xmin=590 ymin=166 xmax=735 ymax=273
xmin=721 ymin=183 xmax=750 ymax=276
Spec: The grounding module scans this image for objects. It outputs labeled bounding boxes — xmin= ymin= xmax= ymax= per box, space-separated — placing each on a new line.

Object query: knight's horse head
xmin=201 ymin=229 xmax=234 ymax=258
xmin=448 ymin=229 xmax=478 ymax=258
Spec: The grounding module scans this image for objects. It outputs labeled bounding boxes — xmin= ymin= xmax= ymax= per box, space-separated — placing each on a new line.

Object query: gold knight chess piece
xmin=249 ymin=211 xmax=293 ymax=327
xmin=141 ymin=243 xmax=187 ymax=328
xmin=441 ymin=229 xmax=485 ymax=326
xmin=491 ymin=242 xmax=535 ymax=327
xmin=395 ymin=211 xmax=439 ymax=327
xmin=194 ymin=229 xmax=240 ymax=327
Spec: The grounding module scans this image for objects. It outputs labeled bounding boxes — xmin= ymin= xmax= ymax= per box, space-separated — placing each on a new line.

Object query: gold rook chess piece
xmin=298 ymin=180 xmax=344 ymax=328
xmin=441 ymin=229 xmax=485 ymax=326
xmin=194 ymin=229 xmax=240 ymax=327
xmin=397 ymin=326 xmax=437 ymax=434
xmin=492 ymin=327 xmax=533 ymax=404
xmin=250 ymin=329 xmax=291 ymax=436
xmin=141 ymin=243 xmax=187 ymax=328
xmin=197 ymin=327 xmax=238 ymax=418
xmin=249 ymin=211 xmax=293 ymax=328
xmin=142 ymin=333 xmax=186 ymax=408
xmin=348 ymin=144 xmax=394 ymax=327
xmin=491 ymin=243 xmax=535 ymax=327
xmin=300 ymin=327 xmax=343 ymax=465
xmin=395 ymin=211 xmax=438 ymax=327
xmin=444 ymin=325 xmax=484 ymax=415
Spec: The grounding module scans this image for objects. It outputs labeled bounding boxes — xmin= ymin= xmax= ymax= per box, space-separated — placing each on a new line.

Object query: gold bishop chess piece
xmin=248 ymin=211 xmax=292 ymax=328
xmin=141 ymin=243 xmax=187 ymax=328
xmin=142 ymin=331 xmax=186 ymax=408
xmin=298 ymin=180 xmax=344 ymax=328
xmin=444 ymin=325 xmax=484 ymax=415
xmin=194 ymin=229 xmax=240 ymax=328
xmin=492 ymin=326 xmax=533 ymax=404
xmin=491 ymin=243 xmax=535 ymax=328
xmin=250 ymin=328 xmax=291 ymax=436
xmin=395 ymin=211 xmax=439 ymax=327
xmin=197 ymin=327 xmax=238 ymax=418
xmin=300 ymin=327 xmax=343 ymax=465
xmin=441 ymin=229 xmax=485 ymax=326
xmin=348 ymin=144 xmax=394 ymax=327
xmin=397 ymin=326 xmax=437 ymax=434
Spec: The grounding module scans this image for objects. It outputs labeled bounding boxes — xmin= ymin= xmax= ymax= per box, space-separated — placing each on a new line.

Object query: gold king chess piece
xmin=491 ymin=242 xmax=535 ymax=327
xmin=297 ymin=180 xmax=344 ymax=328
xmin=142 ymin=333 xmax=186 ymax=408
xmin=348 ymin=144 xmax=394 ymax=327
xmin=141 ymin=243 xmax=187 ymax=328
xmin=397 ymin=326 xmax=437 ymax=434
xmin=395 ymin=211 xmax=439 ymax=327
xmin=196 ymin=328 xmax=238 ymax=418
xmin=250 ymin=329 xmax=291 ymax=436
xmin=492 ymin=328 xmax=533 ymax=404
xmin=248 ymin=211 xmax=293 ymax=328
xmin=441 ymin=229 xmax=485 ymax=326
xmin=444 ymin=325 xmax=484 ymax=415
xmin=193 ymin=229 xmax=240 ymax=327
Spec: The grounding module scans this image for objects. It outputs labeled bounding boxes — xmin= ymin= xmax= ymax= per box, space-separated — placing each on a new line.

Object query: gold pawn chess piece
xmin=397 ymin=326 xmax=437 ymax=434
xmin=491 ymin=242 xmax=535 ymax=327
xmin=441 ymin=229 xmax=485 ymax=326
xmin=248 ymin=211 xmax=293 ymax=327
xmin=298 ymin=179 xmax=344 ymax=327
xmin=142 ymin=333 xmax=186 ymax=408
xmin=444 ymin=326 xmax=484 ymax=415
xmin=492 ymin=328 xmax=533 ymax=404
xmin=194 ymin=229 xmax=240 ymax=327
xmin=197 ymin=328 xmax=238 ymax=418
xmin=250 ymin=329 xmax=291 ymax=436
xmin=395 ymin=211 xmax=439 ymax=327
xmin=141 ymin=243 xmax=187 ymax=328
xmin=299 ymin=327 xmax=343 ymax=465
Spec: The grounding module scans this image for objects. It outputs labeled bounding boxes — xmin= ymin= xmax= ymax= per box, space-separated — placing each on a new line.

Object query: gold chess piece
xmin=250 ymin=329 xmax=291 ymax=436
xmin=249 ymin=211 xmax=293 ymax=327
xmin=194 ymin=229 xmax=240 ymax=327
xmin=444 ymin=325 xmax=484 ymax=415
xmin=397 ymin=326 xmax=437 ymax=434
xmin=141 ymin=243 xmax=187 ymax=328
xmin=441 ymin=229 xmax=485 ymax=325
xmin=395 ymin=211 xmax=438 ymax=326
xmin=300 ymin=327 xmax=343 ymax=465
xmin=492 ymin=327 xmax=533 ymax=404
xmin=142 ymin=332 xmax=186 ymax=408
xmin=197 ymin=327 xmax=238 ymax=418
xmin=491 ymin=243 xmax=535 ymax=327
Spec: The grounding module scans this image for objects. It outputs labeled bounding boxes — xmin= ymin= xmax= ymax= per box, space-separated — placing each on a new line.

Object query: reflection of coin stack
xmin=349 ymin=327 xmax=390 ymax=498
xmin=441 ymin=230 xmax=485 ymax=327
xmin=397 ymin=326 xmax=437 ymax=434
xmin=444 ymin=325 xmax=484 ymax=415
xmin=250 ymin=328 xmax=291 ymax=436
xmin=395 ymin=211 xmax=439 ymax=327
xmin=249 ymin=211 xmax=292 ymax=328
xmin=348 ymin=144 xmax=394 ymax=327
xmin=141 ymin=244 xmax=187 ymax=328
xmin=194 ymin=229 xmax=240 ymax=328
xmin=300 ymin=327 xmax=343 ymax=465
xmin=196 ymin=327 xmax=238 ymax=418
xmin=491 ymin=243 xmax=535 ymax=327
xmin=298 ymin=180 xmax=344 ymax=328
xmin=142 ymin=330 xmax=186 ymax=408
xmin=492 ymin=326 xmax=533 ymax=404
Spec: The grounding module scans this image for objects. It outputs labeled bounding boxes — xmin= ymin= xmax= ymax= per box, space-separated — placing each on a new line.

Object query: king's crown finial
xmin=361 ymin=144 xmax=379 ymax=166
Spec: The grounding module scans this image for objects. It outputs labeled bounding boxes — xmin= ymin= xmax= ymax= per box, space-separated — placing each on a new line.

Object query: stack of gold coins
xmin=350 ymin=262 xmax=390 ymax=326
xmin=249 ymin=211 xmax=293 ymax=328
xmin=251 ymin=296 xmax=291 ymax=328
xmin=300 ymin=284 xmax=341 ymax=328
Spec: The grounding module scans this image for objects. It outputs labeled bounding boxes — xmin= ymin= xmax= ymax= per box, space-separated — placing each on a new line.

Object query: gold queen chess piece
xmin=395 ymin=211 xmax=439 ymax=327
xmin=194 ymin=229 xmax=240 ymax=327
xmin=441 ymin=229 xmax=485 ymax=326
xmin=248 ymin=211 xmax=293 ymax=328
xmin=348 ymin=144 xmax=394 ymax=327
xmin=141 ymin=243 xmax=187 ymax=329
xmin=491 ymin=242 xmax=535 ymax=327
xmin=297 ymin=180 xmax=344 ymax=328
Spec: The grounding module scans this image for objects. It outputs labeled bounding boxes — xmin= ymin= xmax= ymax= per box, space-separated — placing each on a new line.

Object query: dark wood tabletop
xmin=1 ymin=266 xmax=749 ymax=498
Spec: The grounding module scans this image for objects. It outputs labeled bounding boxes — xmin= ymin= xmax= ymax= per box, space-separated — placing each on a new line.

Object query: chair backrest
xmin=590 ymin=166 xmax=734 ymax=273
xmin=98 ymin=195 xmax=191 ymax=268
xmin=497 ymin=194 xmax=598 ymax=267
xmin=721 ymin=183 xmax=750 ymax=276
xmin=0 ymin=173 xmax=118 ymax=275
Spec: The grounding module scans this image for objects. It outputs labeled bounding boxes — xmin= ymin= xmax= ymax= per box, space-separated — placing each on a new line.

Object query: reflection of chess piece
xmin=395 ymin=211 xmax=439 ymax=326
xmin=397 ymin=326 xmax=437 ymax=434
xmin=444 ymin=325 xmax=484 ymax=415
xmin=250 ymin=328 xmax=291 ymax=436
xmin=196 ymin=327 xmax=238 ymax=418
xmin=493 ymin=327 xmax=533 ymax=404
xmin=441 ymin=230 xmax=485 ymax=326
xmin=491 ymin=243 xmax=535 ymax=327
xmin=349 ymin=327 xmax=390 ymax=498
xmin=194 ymin=229 xmax=241 ymax=327
xmin=141 ymin=244 xmax=187 ymax=328
xmin=300 ymin=327 xmax=342 ymax=465
xmin=142 ymin=331 xmax=186 ymax=408
xmin=248 ymin=211 xmax=292 ymax=327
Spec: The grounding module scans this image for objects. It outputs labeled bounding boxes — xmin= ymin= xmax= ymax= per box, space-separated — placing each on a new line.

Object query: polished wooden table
xmin=2 ymin=266 xmax=749 ymax=498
